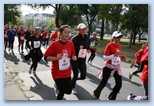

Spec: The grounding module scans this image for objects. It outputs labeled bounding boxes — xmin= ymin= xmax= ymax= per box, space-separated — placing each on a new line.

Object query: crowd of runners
xmin=4 ymin=23 xmax=148 ymax=100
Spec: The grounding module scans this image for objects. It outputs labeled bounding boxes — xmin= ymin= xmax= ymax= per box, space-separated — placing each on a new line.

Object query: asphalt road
xmin=4 ymin=36 xmax=145 ymax=100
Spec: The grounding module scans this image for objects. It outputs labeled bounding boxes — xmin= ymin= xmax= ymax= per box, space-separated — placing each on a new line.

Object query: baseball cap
xmin=77 ymin=23 xmax=87 ymax=29
xmin=112 ymin=31 xmax=122 ymax=38
xmin=35 ymin=27 xmax=41 ymax=31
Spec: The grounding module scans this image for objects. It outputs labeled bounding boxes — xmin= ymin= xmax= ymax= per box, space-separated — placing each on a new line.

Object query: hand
xmin=56 ymin=54 xmax=62 ymax=60
xmin=30 ymin=47 xmax=33 ymax=50
xmin=87 ymin=50 xmax=91 ymax=54
xmin=72 ymin=56 xmax=77 ymax=61
xmin=120 ymin=55 xmax=127 ymax=61
xmin=114 ymin=50 xmax=121 ymax=56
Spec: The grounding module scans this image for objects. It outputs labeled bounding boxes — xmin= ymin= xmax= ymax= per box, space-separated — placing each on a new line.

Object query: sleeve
xmin=26 ymin=36 xmax=32 ymax=49
xmin=44 ymin=43 xmax=55 ymax=57
xmin=103 ymin=54 xmax=114 ymax=61
xmin=71 ymin=42 xmax=76 ymax=56
xmin=104 ymin=43 xmax=111 ymax=56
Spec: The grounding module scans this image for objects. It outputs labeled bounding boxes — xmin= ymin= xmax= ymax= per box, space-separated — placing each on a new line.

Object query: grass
xmin=94 ymin=36 xmax=147 ymax=63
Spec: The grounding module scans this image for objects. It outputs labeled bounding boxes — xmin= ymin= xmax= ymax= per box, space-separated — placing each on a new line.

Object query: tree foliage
xmin=123 ymin=4 xmax=148 ymax=47
xmin=4 ymin=4 xmax=21 ymax=25
xmin=77 ymin=4 xmax=100 ymax=37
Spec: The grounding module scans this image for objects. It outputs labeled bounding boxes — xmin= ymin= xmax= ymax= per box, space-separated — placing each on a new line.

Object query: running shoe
xmin=72 ymin=88 xmax=77 ymax=95
xmin=28 ymin=68 xmax=32 ymax=74
xmin=54 ymin=83 xmax=59 ymax=95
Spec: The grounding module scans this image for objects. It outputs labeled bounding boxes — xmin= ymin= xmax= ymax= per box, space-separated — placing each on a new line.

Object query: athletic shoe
xmin=28 ymin=68 xmax=32 ymax=74
xmin=33 ymin=71 xmax=37 ymax=76
xmin=54 ymin=83 xmax=59 ymax=95
xmin=129 ymin=72 xmax=133 ymax=80
xmin=72 ymin=88 xmax=77 ymax=95
xmin=92 ymin=92 xmax=99 ymax=100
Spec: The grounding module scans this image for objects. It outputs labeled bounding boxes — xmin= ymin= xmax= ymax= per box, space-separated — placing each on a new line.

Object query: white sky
xmin=20 ymin=5 xmax=54 ymax=15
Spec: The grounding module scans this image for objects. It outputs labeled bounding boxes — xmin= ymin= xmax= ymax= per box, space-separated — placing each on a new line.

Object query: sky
xmin=20 ymin=5 xmax=54 ymax=15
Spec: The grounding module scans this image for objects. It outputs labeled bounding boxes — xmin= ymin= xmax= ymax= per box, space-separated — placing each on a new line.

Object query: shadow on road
xmin=75 ymin=84 xmax=95 ymax=100
xmin=4 ymin=51 xmax=20 ymax=65
xmin=30 ymin=75 xmax=56 ymax=100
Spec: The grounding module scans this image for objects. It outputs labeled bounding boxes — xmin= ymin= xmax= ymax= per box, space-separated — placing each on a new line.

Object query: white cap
xmin=77 ymin=23 xmax=87 ymax=29
xmin=112 ymin=31 xmax=122 ymax=38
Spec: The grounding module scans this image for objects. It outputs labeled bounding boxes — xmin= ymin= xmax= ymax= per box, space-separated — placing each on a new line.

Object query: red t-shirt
xmin=18 ymin=29 xmax=25 ymax=44
xmin=140 ymin=45 xmax=148 ymax=84
xmin=44 ymin=40 xmax=75 ymax=79
xmin=51 ymin=31 xmax=59 ymax=41
xmin=104 ymin=42 xmax=121 ymax=64
xmin=4 ymin=29 xmax=8 ymax=40
xmin=43 ymin=31 xmax=50 ymax=39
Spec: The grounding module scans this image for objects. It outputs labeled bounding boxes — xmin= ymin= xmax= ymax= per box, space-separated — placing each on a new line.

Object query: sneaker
xmin=33 ymin=71 xmax=37 ymax=76
xmin=54 ymin=83 xmax=59 ymax=95
xmin=133 ymin=73 xmax=140 ymax=77
xmin=28 ymin=68 xmax=32 ymax=74
xmin=72 ymin=88 xmax=77 ymax=95
xmin=129 ymin=72 xmax=133 ymax=80
xmin=92 ymin=93 xmax=99 ymax=100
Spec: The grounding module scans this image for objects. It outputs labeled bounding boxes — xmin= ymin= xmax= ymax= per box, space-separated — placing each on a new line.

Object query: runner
xmin=7 ymin=25 xmax=17 ymax=53
xmin=50 ymin=28 xmax=59 ymax=42
xmin=87 ymin=31 xmax=98 ymax=65
xmin=17 ymin=26 xmax=25 ymax=53
xmin=4 ymin=25 xmax=8 ymax=52
xmin=25 ymin=27 xmax=43 ymax=76
xmin=70 ymin=23 xmax=90 ymax=95
xmin=93 ymin=31 xmax=126 ymax=100
xmin=44 ymin=25 xmax=77 ymax=100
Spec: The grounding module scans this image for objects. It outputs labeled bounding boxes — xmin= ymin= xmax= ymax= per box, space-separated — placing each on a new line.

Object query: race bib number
xmin=59 ymin=57 xmax=70 ymax=71
xmin=46 ymin=34 xmax=49 ymax=38
xmin=90 ymin=41 xmax=95 ymax=47
xmin=4 ymin=34 xmax=8 ymax=38
xmin=33 ymin=41 xmax=40 ymax=48
xmin=78 ymin=49 xmax=87 ymax=58
xmin=20 ymin=36 xmax=24 ymax=40
xmin=111 ymin=57 xmax=121 ymax=65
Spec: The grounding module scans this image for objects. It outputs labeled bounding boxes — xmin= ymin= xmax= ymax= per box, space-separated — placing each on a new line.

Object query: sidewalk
xmin=4 ymin=58 xmax=28 ymax=100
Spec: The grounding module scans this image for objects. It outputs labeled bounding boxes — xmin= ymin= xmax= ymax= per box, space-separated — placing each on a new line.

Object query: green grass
xmin=94 ymin=36 xmax=147 ymax=63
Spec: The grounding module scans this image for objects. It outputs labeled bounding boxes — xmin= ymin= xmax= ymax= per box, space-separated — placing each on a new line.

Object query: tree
xmin=108 ymin=4 xmax=123 ymax=31
xmin=58 ymin=4 xmax=82 ymax=29
xmin=123 ymin=4 xmax=148 ymax=48
xmin=98 ymin=4 xmax=111 ymax=40
xmin=4 ymin=4 xmax=21 ymax=25
xmin=78 ymin=4 xmax=100 ymax=37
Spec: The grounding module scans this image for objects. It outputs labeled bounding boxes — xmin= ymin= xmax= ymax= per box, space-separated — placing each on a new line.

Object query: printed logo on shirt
xmin=59 ymin=49 xmax=70 ymax=70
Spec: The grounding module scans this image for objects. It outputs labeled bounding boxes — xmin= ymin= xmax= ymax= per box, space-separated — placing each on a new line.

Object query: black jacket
xmin=71 ymin=33 xmax=90 ymax=62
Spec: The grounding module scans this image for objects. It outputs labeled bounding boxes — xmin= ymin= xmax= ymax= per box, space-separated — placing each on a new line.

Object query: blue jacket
xmin=7 ymin=30 xmax=16 ymax=40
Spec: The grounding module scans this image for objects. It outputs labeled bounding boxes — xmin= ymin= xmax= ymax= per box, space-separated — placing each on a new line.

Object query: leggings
xmin=54 ymin=77 xmax=72 ymax=100
xmin=94 ymin=66 xmax=122 ymax=100
xmin=88 ymin=50 xmax=96 ymax=62
xmin=71 ymin=60 xmax=87 ymax=88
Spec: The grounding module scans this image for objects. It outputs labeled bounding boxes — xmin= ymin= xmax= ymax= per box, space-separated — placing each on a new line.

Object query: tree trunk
xmin=128 ymin=32 xmax=133 ymax=48
xmin=100 ymin=19 xmax=104 ymax=40
xmin=55 ymin=4 xmax=61 ymax=28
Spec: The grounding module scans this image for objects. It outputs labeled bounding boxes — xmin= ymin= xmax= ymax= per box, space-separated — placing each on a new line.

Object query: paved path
xmin=4 ymin=37 xmax=145 ymax=100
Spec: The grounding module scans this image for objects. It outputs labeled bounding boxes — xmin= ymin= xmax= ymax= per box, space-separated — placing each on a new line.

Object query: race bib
xmin=111 ymin=57 xmax=121 ymax=65
xmin=46 ymin=35 xmax=49 ymax=38
xmin=78 ymin=49 xmax=87 ymax=58
xmin=90 ymin=41 xmax=95 ymax=47
xmin=33 ymin=41 xmax=40 ymax=48
xmin=59 ymin=57 xmax=70 ymax=71
xmin=20 ymin=36 xmax=24 ymax=40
